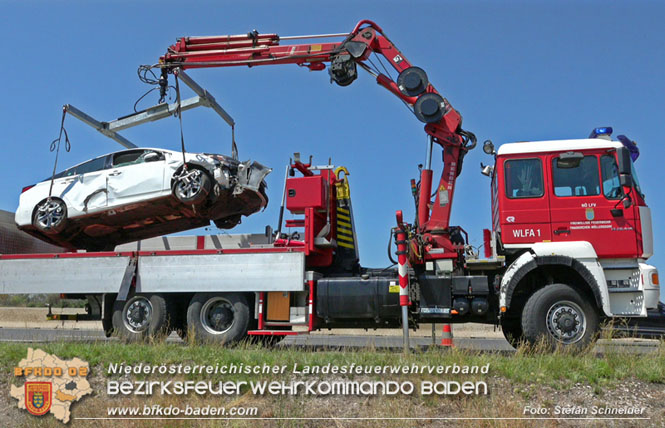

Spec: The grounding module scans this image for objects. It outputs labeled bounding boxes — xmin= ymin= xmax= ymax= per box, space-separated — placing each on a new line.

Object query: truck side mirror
xmin=619 ymin=174 xmax=631 ymax=187
xmin=614 ymin=193 xmax=632 ymax=210
xmin=617 ymin=146 xmax=632 ymax=175
xmin=622 ymin=196 xmax=632 ymax=209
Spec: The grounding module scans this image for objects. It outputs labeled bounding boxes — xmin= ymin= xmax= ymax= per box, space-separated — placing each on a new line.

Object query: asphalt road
xmin=0 ymin=327 xmax=661 ymax=354
xmin=0 ymin=327 xmax=511 ymax=350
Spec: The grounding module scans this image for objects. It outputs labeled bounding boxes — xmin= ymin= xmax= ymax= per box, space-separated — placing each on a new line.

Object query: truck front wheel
xmin=187 ymin=293 xmax=250 ymax=344
xmin=521 ymin=283 xmax=599 ymax=349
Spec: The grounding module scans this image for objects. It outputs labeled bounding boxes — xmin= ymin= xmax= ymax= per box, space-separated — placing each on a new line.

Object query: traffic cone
xmin=440 ymin=323 xmax=454 ymax=347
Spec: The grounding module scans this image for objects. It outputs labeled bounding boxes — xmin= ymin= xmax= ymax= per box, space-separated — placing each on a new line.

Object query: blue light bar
xmin=589 ymin=127 xmax=613 ymax=138
xmin=617 ymin=135 xmax=640 ymax=161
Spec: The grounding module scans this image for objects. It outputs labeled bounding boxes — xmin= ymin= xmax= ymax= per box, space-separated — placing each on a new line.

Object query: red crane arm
xmin=159 ymin=19 xmax=476 ymax=256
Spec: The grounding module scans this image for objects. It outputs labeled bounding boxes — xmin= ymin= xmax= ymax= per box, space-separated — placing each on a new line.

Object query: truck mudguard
xmin=500 ymin=244 xmax=611 ymax=316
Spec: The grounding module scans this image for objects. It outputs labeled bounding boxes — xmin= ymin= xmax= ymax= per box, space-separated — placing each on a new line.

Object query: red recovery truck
xmin=1 ymin=20 xmax=662 ymax=349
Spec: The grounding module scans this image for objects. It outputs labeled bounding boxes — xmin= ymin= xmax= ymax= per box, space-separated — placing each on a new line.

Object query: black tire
xmin=186 ymin=293 xmax=250 ymax=344
xmin=500 ymin=316 xmax=523 ymax=348
xmin=102 ymin=294 xmax=115 ymax=338
xmin=32 ymin=198 xmax=68 ymax=235
xmin=111 ymin=292 xmax=170 ymax=342
xmin=214 ymin=215 xmax=242 ymax=229
xmin=521 ymin=283 xmax=599 ymax=349
xmin=173 ymin=168 xmax=212 ymax=205
xmin=167 ymin=295 xmax=190 ymax=340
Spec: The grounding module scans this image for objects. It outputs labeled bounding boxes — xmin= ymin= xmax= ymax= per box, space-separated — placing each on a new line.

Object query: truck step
xmin=607 ymin=288 xmax=641 ymax=293
xmin=604 ymin=307 xmax=665 ymax=339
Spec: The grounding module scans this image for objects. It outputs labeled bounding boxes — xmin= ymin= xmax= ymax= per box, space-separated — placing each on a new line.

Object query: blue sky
xmin=2 ymin=0 xmax=664 ymax=273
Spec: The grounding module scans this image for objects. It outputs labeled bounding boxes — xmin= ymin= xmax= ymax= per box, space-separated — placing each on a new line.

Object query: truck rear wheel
xmin=521 ymin=283 xmax=599 ymax=349
xmin=186 ymin=293 xmax=250 ymax=344
xmin=111 ymin=292 xmax=170 ymax=342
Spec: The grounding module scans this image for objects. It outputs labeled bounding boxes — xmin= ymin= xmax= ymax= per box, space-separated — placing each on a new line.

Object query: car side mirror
xmin=144 ymin=152 xmax=159 ymax=162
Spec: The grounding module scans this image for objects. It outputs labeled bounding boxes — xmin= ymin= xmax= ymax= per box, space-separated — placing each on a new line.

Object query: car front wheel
xmin=173 ymin=168 xmax=212 ymax=205
xmin=33 ymin=198 xmax=68 ymax=234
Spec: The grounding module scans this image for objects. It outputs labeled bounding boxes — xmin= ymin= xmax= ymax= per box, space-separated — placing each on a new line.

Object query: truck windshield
xmin=599 ymin=154 xmax=644 ymax=199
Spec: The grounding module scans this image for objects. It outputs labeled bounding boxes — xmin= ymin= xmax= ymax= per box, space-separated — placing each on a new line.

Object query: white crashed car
xmin=16 ymin=148 xmax=270 ymax=251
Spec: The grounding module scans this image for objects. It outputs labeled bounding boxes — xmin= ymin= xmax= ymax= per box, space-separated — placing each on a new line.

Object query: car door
xmin=106 ymin=149 xmax=167 ymax=208
xmin=46 ymin=156 xmax=109 ymax=218
xmin=548 ymin=150 xmax=638 ymax=258
xmin=59 ymin=155 xmax=110 ymax=215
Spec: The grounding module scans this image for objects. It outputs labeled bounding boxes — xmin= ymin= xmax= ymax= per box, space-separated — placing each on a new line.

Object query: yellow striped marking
xmin=338 ymin=234 xmax=354 ymax=243
xmin=337 ymin=228 xmax=353 ymax=236
xmin=338 ymin=241 xmax=355 ymax=249
xmin=337 ymin=207 xmax=350 ymax=214
xmin=338 ymin=221 xmax=352 ymax=228
xmin=337 ymin=214 xmax=351 ymax=221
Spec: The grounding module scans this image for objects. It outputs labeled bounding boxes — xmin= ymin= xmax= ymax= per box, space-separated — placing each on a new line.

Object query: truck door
xmin=499 ymin=157 xmax=552 ymax=244
xmin=548 ymin=151 xmax=638 ymax=258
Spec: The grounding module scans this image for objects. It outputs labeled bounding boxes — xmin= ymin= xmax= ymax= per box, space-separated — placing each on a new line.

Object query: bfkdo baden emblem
xmin=25 ymin=382 xmax=52 ymax=416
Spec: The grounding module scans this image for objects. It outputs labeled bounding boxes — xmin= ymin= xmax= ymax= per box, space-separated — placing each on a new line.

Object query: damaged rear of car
xmin=16 ymin=148 xmax=271 ymax=251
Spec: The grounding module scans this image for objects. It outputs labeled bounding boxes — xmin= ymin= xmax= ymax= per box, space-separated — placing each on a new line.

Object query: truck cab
xmin=488 ymin=129 xmax=659 ymax=324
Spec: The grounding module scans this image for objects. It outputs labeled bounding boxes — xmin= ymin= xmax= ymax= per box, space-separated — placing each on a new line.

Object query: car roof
xmin=62 ymin=147 xmax=183 ymax=170
xmin=39 ymin=148 xmax=177 ymax=179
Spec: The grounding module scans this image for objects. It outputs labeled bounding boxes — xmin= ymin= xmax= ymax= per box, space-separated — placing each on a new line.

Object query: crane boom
xmin=158 ymin=19 xmax=476 ymax=259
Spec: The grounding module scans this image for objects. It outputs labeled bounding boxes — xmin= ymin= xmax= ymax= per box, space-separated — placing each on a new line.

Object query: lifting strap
xmin=47 ymin=107 xmax=72 ymax=199
xmin=231 ymin=125 xmax=238 ymax=161
xmin=174 ymin=72 xmax=188 ymax=171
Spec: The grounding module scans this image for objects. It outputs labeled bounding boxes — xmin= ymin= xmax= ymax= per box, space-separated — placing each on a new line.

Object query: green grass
xmin=1 ymin=340 xmax=664 ymax=388
xmin=3 ymin=341 xmax=664 ymax=428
